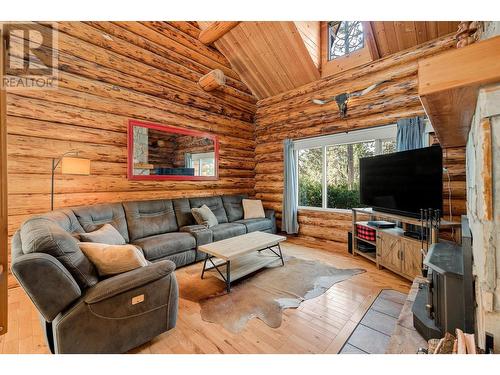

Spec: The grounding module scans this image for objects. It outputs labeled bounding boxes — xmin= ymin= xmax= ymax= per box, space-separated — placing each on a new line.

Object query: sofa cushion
xmin=180 ymin=225 xmax=213 ymax=246
xmin=235 ymin=218 xmax=273 ymax=233
xmin=154 ymin=249 xmax=197 ymax=268
xmin=132 ymin=232 xmax=196 ymax=261
xmin=210 ymin=223 xmax=246 ymax=242
xmin=45 ymin=209 xmax=85 ymax=232
xmin=72 ymin=203 xmax=129 ymax=243
xmin=173 ymin=198 xmax=195 ymax=227
xmin=191 ymin=204 xmax=218 ymax=228
xmin=79 ymin=242 xmax=148 ymax=277
xmin=20 ymin=217 xmax=98 ymax=289
xmin=37 ymin=209 xmax=85 ymax=239
xmin=123 ymin=200 xmax=178 ymax=242
xmin=189 ymin=196 xmax=228 ymax=224
xmin=222 ymin=195 xmax=247 ymax=222
xmin=242 ymin=199 xmax=265 ymax=219
xmin=79 ymin=223 xmax=126 ymax=245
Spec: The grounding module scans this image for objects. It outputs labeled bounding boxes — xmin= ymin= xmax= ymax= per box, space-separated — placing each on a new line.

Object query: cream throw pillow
xmin=242 ymin=199 xmax=265 ymax=219
xmin=191 ymin=204 xmax=218 ymax=228
xmin=79 ymin=242 xmax=148 ymax=277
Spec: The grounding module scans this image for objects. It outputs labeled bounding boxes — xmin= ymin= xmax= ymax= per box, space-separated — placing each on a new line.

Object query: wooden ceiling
xmin=194 ymin=21 xmax=459 ymax=99
xmin=198 ymin=21 xmax=320 ymax=99
xmin=370 ymin=21 xmax=459 ymax=57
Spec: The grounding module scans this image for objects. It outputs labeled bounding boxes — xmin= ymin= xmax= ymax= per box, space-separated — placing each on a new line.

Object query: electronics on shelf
xmin=357 ymin=242 xmax=376 ymax=253
xmin=403 ymin=230 xmax=427 ymax=241
xmin=359 ymin=146 xmax=443 ymax=218
xmin=366 ymin=220 xmax=396 ymax=229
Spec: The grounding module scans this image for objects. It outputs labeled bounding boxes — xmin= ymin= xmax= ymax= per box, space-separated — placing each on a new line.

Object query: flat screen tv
xmin=359 ymin=146 xmax=443 ymax=218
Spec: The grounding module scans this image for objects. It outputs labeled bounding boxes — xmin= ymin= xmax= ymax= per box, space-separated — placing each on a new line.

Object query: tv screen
xmin=359 ymin=146 xmax=443 ymax=218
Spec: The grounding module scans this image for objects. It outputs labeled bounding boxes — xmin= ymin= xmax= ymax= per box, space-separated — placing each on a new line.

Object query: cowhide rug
xmin=179 ymin=255 xmax=365 ymax=333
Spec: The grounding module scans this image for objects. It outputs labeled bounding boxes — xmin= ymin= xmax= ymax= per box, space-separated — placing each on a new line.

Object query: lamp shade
xmin=61 ymin=157 xmax=90 ymax=175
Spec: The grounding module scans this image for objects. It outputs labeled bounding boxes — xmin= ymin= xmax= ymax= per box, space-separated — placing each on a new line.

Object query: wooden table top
xmin=198 ymin=231 xmax=286 ymax=260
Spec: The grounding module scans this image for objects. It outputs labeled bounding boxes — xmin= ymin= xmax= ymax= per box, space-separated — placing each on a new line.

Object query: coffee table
xmin=198 ymin=231 xmax=287 ymax=292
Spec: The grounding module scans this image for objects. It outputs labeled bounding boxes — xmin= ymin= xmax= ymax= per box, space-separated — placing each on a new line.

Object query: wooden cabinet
xmin=377 ymin=231 xmax=423 ymax=280
xmin=401 ymin=240 xmax=423 ymax=280
xmin=377 ymin=231 xmax=402 ymax=273
xmin=352 ymin=208 xmax=460 ymax=281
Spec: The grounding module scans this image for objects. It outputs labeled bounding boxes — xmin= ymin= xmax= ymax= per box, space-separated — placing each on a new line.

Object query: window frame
xmin=295 ymin=125 xmax=397 ymax=212
xmin=320 ymin=21 xmax=379 ymax=79
xmin=190 ymin=151 xmax=215 ymax=176
xmin=327 ymin=21 xmax=365 ymax=61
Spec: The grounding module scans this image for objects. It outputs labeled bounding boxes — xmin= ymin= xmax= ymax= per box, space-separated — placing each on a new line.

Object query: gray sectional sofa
xmin=11 ymin=194 xmax=276 ymax=354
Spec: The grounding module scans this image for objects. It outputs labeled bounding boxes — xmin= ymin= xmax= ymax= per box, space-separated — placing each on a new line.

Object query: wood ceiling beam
xmin=419 ymin=36 xmax=500 ymax=147
xmin=199 ymin=22 xmax=240 ymax=45
xmin=363 ymin=22 xmax=380 ymax=60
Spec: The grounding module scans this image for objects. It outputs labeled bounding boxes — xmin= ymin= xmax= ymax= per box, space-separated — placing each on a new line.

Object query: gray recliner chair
xmin=11 ymin=209 xmax=178 ymax=354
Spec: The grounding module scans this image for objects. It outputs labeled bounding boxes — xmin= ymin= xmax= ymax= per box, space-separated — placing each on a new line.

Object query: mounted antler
xmin=312 ymin=80 xmax=390 ymax=118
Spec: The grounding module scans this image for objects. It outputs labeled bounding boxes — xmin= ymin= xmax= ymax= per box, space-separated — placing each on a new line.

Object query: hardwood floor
xmin=0 ymin=239 xmax=410 ymax=354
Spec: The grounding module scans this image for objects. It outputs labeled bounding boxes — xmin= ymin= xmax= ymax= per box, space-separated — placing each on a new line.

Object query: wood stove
xmin=412 ymin=216 xmax=474 ymax=340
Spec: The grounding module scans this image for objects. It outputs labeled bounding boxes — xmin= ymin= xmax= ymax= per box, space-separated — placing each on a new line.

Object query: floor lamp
xmin=51 ymin=150 xmax=90 ymax=211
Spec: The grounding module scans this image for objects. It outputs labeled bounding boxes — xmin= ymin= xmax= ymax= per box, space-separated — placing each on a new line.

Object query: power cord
xmin=443 ymin=167 xmax=454 ymax=238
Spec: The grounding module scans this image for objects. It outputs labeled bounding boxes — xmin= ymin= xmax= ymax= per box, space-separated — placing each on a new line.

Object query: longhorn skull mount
xmin=312 ymin=80 xmax=390 ymax=119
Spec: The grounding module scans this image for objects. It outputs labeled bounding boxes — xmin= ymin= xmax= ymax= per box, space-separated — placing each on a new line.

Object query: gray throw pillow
xmin=79 ymin=223 xmax=126 ymax=245
xmin=191 ymin=205 xmax=218 ymax=228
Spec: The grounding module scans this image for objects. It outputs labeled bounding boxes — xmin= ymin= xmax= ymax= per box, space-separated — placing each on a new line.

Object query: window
xmin=186 ymin=152 xmax=215 ymax=176
xmin=328 ymin=21 xmax=364 ymax=60
xmin=296 ymin=126 xmax=397 ymax=210
xmin=298 ymin=148 xmax=323 ymax=207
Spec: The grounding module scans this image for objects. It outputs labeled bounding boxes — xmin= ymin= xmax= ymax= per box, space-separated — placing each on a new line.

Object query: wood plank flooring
xmin=0 ymin=239 xmax=410 ymax=354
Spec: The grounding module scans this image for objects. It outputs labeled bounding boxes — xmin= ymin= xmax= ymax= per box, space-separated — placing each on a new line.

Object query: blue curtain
xmin=282 ymin=139 xmax=299 ymax=234
xmin=396 ymin=117 xmax=425 ymax=151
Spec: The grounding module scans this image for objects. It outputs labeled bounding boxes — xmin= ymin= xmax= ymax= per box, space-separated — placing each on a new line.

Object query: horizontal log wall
xmin=5 ymin=25 xmax=469 ymax=288
xmin=6 ymin=21 xmax=257 ymax=287
xmin=254 ymin=34 xmax=466 ymax=249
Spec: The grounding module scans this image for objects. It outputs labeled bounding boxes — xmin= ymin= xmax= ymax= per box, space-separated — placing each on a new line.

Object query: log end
xmin=199 ymin=69 xmax=226 ymax=92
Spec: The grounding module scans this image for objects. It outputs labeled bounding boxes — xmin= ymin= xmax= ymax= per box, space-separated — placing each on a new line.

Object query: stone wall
xmin=466 ymin=21 xmax=500 ymax=352
xmin=132 ymin=126 xmax=150 ymax=176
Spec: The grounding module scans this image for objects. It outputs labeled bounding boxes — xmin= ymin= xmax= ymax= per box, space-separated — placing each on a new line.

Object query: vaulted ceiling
xmin=195 ymin=21 xmax=459 ymax=100
xmin=198 ymin=21 xmax=320 ymax=99
xmin=371 ymin=21 xmax=459 ymax=57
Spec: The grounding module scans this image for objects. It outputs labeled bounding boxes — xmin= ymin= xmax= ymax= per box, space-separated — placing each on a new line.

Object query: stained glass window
xmin=328 ymin=21 xmax=364 ymax=60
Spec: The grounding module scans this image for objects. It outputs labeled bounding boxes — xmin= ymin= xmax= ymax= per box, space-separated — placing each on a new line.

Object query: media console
xmin=351 ymin=208 xmax=461 ymax=281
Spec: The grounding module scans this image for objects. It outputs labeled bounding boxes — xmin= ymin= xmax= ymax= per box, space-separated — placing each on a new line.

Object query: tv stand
xmin=351 ymin=208 xmax=461 ymax=281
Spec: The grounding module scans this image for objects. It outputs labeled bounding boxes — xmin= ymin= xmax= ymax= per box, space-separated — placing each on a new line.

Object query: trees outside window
xmin=328 ymin=21 xmax=364 ymax=60
xmin=296 ymin=127 xmax=397 ymax=210
xmin=326 ymin=141 xmax=375 ymax=209
xmin=298 ymin=148 xmax=322 ymax=207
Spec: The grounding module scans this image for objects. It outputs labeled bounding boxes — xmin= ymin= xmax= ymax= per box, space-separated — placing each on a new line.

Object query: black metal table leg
xmin=201 ymin=253 xmax=209 ymax=279
xmin=277 ymin=243 xmax=284 ymax=266
xmin=226 ymin=260 xmax=231 ymax=292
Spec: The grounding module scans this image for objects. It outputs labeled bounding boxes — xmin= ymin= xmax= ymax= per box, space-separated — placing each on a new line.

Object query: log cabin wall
xmin=5 ymin=21 xmax=257 ymax=287
xmin=254 ymin=33 xmax=466 ymax=249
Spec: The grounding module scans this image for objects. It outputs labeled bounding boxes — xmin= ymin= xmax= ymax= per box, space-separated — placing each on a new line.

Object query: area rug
xmin=178 ymin=256 xmax=365 ymax=333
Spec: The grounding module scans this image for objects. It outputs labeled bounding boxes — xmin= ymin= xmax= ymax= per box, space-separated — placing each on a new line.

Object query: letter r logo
xmin=2 ymin=23 xmax=54 ymax=76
